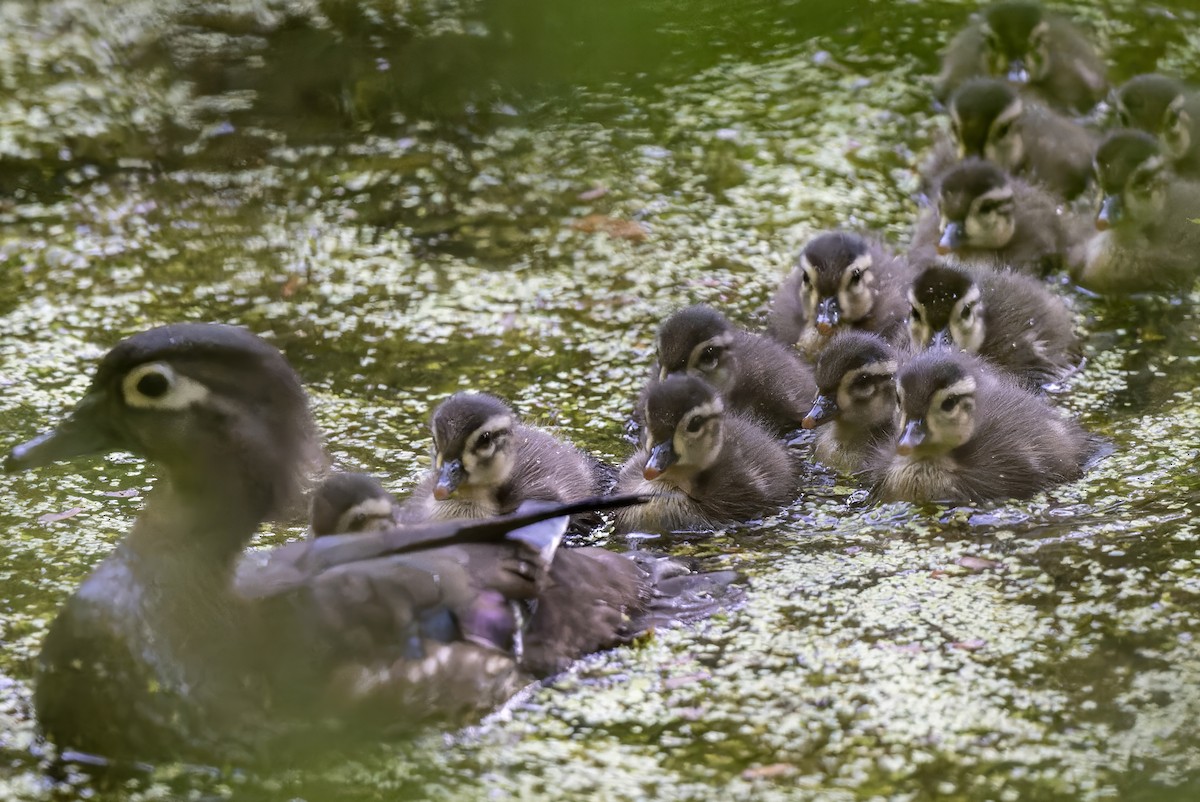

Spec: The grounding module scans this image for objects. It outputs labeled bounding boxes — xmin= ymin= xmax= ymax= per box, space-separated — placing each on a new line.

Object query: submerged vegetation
xmin=1 ymin=0 xmax=1200 ymax=798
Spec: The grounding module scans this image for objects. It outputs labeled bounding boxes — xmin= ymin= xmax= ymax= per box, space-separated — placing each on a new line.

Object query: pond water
xmin=2 ymin=0 xmax=1200 ymax=799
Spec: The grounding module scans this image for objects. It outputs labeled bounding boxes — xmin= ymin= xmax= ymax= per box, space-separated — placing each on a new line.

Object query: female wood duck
xmin=3 ymin=324 xmax=735 ymax=762
xmin=910 ymin=158 xmax=1073 ymax=276
xmin=1072 ymin=129 xmax=1200 ymax=293
xmin=655 ymin=304 xmax=816 ymax=434
xmin=868 ymin=348 xmax=1093 ymax=504
xmin=1114 ymin=74 xmax=1200 ymax=179
xmin=613 ymin=374 xmax=797 ymax=533
xmin=767 ymin=232 xmax=913 ymax=360
xmin=802 ymin=331 xmax=902 ymax=476
xmin=402 ymin=392 xmax=611 ymax=523
xmin=936 ymin=1 xmax=1107 ymax=115
xmin=907 ymin=260 xmax=1080 ymax=389
xmin=934 ymin=78 xmax=1095 ymax=200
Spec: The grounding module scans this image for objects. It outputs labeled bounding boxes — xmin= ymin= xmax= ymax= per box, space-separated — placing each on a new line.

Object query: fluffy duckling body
xmin=927 ymin=78 xmax=1094 ymax=199
xmin=1115 ymin=74 xmax=1200 ymax=179
xmin=614 ymin=375 xmax=796 ymax=533
xmin=911 ymin=158 xmax=1073 ymax=275
xmin=4 ymin=324 xmax=697 ymax=761
xmin=936 ymin=1 xmax=1106 ymax=114
xmin=767 ymin=232 xmax=913 ymax=359
xmin=404 ymin=392 xmax=609 ymax=522
xmin=802 ymin=331 xmax=901 ymax=476
xmin=908 ymin=261 xmax=1079 ymax=388
xmin=869 ymin=349 xmax=1092 ymax=504
xmin=1073 ymin=130 xmax=1200 ymax=293
xmin=656 ymin=305 xmax=816 ymax=434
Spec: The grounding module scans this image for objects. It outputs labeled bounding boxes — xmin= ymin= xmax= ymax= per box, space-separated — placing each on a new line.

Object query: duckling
xmin=936 ymin=1 xmax=1107 ymax=114
xmin=403 ymin=392 xmax=610 ymax=522
xmin=936 ymin=78 xmax=1095 ymax=199
xmin=4 ymin=323 xmax=738 ymax=761
xmin=767 ymin=232 xmax=913 ymax=359
xmin=910 ymin=158 xmax=1072 ymax=275
xmin=908 ymin=260 xmax=1080 ymax=389
xmin=801 ymin=331 xmax=901 ymax=476
xmin=1113 ymin=74 xmax=1200 ymax=178
xmin=1073 ymin=129 xmax=1200 ymax=293
xmin=869 ymin=348 xmax=1092 ymax=504
xmin=310 ymin=472 xmax=402 ymax=537
xmin=657 ymin=304 xmax=816 ymax=434
xmin=613 ymin=374 xmax=796 ymax=533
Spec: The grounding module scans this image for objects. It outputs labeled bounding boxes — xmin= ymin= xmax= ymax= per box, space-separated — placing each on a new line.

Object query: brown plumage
xmin=868 ymin=348 xmax=1093 ymax=504
xmin=910 ymin=158 xmax=1075 ymax=276
xmin=907 ymin=260 xmax=1080 ymax=389
xmin=767 ymin=232 xmax=913 ymax=360
xmin=1072 ymin=129 xmax=1200 ymax=293
xmin=614 ymin=374 xmax=797 ymax=533
xmin=936 ymin=1 xmax=1107 ymax=115
xmin=1115 ymin=74 xmax=1200 ymax=179
xmin=402 ymin=392 xmax=611 ymax=522
xmin=655 ymin=304 xmax=816 ymax=434
xmin=803 ymin=331 xmax=902 ymax=476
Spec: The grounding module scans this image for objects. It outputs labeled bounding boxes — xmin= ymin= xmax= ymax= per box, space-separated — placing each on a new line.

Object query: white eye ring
xmin=121 ymin=362 xmax=210 ymax=410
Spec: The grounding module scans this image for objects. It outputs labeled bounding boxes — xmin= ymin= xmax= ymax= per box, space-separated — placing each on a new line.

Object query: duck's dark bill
xmin=5 ymin=393 xmax=116 ymax=473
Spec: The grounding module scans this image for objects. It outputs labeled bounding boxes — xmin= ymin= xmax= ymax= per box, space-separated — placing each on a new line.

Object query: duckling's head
xmin=1114 ymin=74 xmax=1193 ymax=161
xmin=936 ymin=159 xmax=1016 ymax=252
xmin=949 ymin=78 xmax=1025 ymax=169
xmin=5 ymin=324 xmax=325 ymax=523
xmin=1094 ymin=129 xmax=1167 ymax=230
xmin=895 ymin=350 xmax=979 ymax=458
xmin=310 ymin=472 xmax=396 ymax=537
xmin=428 ymin=393 xmax=518 ymax=501
xmin=657 ymin=305 xmax=739 ymax=393
xmin=980 ymin=1 xmax=1050 ymax=84
xmin=908 ymin=262 xmax=986 ymax=354
xmin=642 ymin=375 xmax=725 ymax=480
xmin=793 ymin=232 xmax=879 ymax=337
xmin=804 ymin=331 xmax=898 ymax=433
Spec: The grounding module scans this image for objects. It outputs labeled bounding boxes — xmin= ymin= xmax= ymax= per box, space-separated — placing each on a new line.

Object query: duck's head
xmin=908 ymin=261 xmax=986 ymax=354
xmin=5 ymin=323 xmax=325 ymax=522
xmin=949 ymin=78 xmax=1025 ymax=169
xmin=936 ymin=159 xmax=1017 ymax=253
xmin=980 ymin=1 xmax=1051 ymax=85
xmin=656 ymin=305 xmax=739 ymax=393
xmin=310 ymin=472 xmax=397 ymax=537
xmin=1093 ymin=129 xmax=1167 ymax=231
xmin=793 ymin=232 xmax=880 ymax=337
xmin=641 ymin=374 xmax=725 ymax=481
xmin=895 ymin=350 xmax=979 ymax=458
xmin=1114 ymin=74 xmax=1193 ymax=162
xmin=804 ymin=331 xmax=898 ymax=433
xmin=428 ymin=392 xmax=518 ymax=501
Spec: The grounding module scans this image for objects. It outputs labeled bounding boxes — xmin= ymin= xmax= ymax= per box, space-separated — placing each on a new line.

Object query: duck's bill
xmin=802 ymin=395 xmax=838 ymax=429
xmin=5 ymin=393 xmax=116 ymax=473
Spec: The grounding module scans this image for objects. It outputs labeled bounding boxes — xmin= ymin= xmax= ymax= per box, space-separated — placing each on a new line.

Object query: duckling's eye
xmin=994 ymin=121 xmax=1013 ymax=140
xmin=848 ymin=269 xmax=863 ymax=285
xmin=800 ymin=272 xmax=811 ymax=286
xmin=978 ymin=201 xmax=1001 ymax=215
xmin=910 ymin=306 xmax=922 ymax=323
xmin=686 ymin=415 xmax=705 ymax=433
xmin=136 ymin=372 xmax=170 ymax=398
xmin=350 ymin=512 xmax=369 ymax=530
xmin=697 ymin=346 xmax=721 ymax=370
xmin=960 ymin=304 xmax=972 ymax=320
xmin=941 ymin=395 xmax=960 ymax=412
xmin=477 ymin=431 xmax=493 ymax=447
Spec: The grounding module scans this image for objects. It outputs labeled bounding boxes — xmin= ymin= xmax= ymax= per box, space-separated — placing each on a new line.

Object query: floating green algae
xmin=2 ymin=0 xmax=1200 ymax=800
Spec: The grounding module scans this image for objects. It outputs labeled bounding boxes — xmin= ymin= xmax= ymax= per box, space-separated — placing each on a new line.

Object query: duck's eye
xmin=800 ymin=272 xmax=811 ymax=286
xmin=910 ymin=306 xmax=922 ymax=323
xmin=697 ymin=346 xmax=721 ymax=370
xmin=960 ymin=304 xmax=972 ymax=320
xmin=350 ymin=512 xmax=369 ymax=530
xmin=978 ymin=201 xmax=1001 ymax=215
xmin=994 ymin=121 xmax=1012 ymax=140
xmin=848 ymin=269 xmax=863 ymax=285
xmin=686 ymin=415 xmax=705 ymax=433
xmin=477 ymin=431 xmax=493 ymax=447
xmin=136 ymin=371 xmax=171 ymax=398
xmin=941 ymin=395 xmax=960 ymax=412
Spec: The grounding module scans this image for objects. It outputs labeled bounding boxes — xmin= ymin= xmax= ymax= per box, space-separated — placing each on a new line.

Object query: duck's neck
xmin=126 ymin=468 xmax=276 ymax=572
